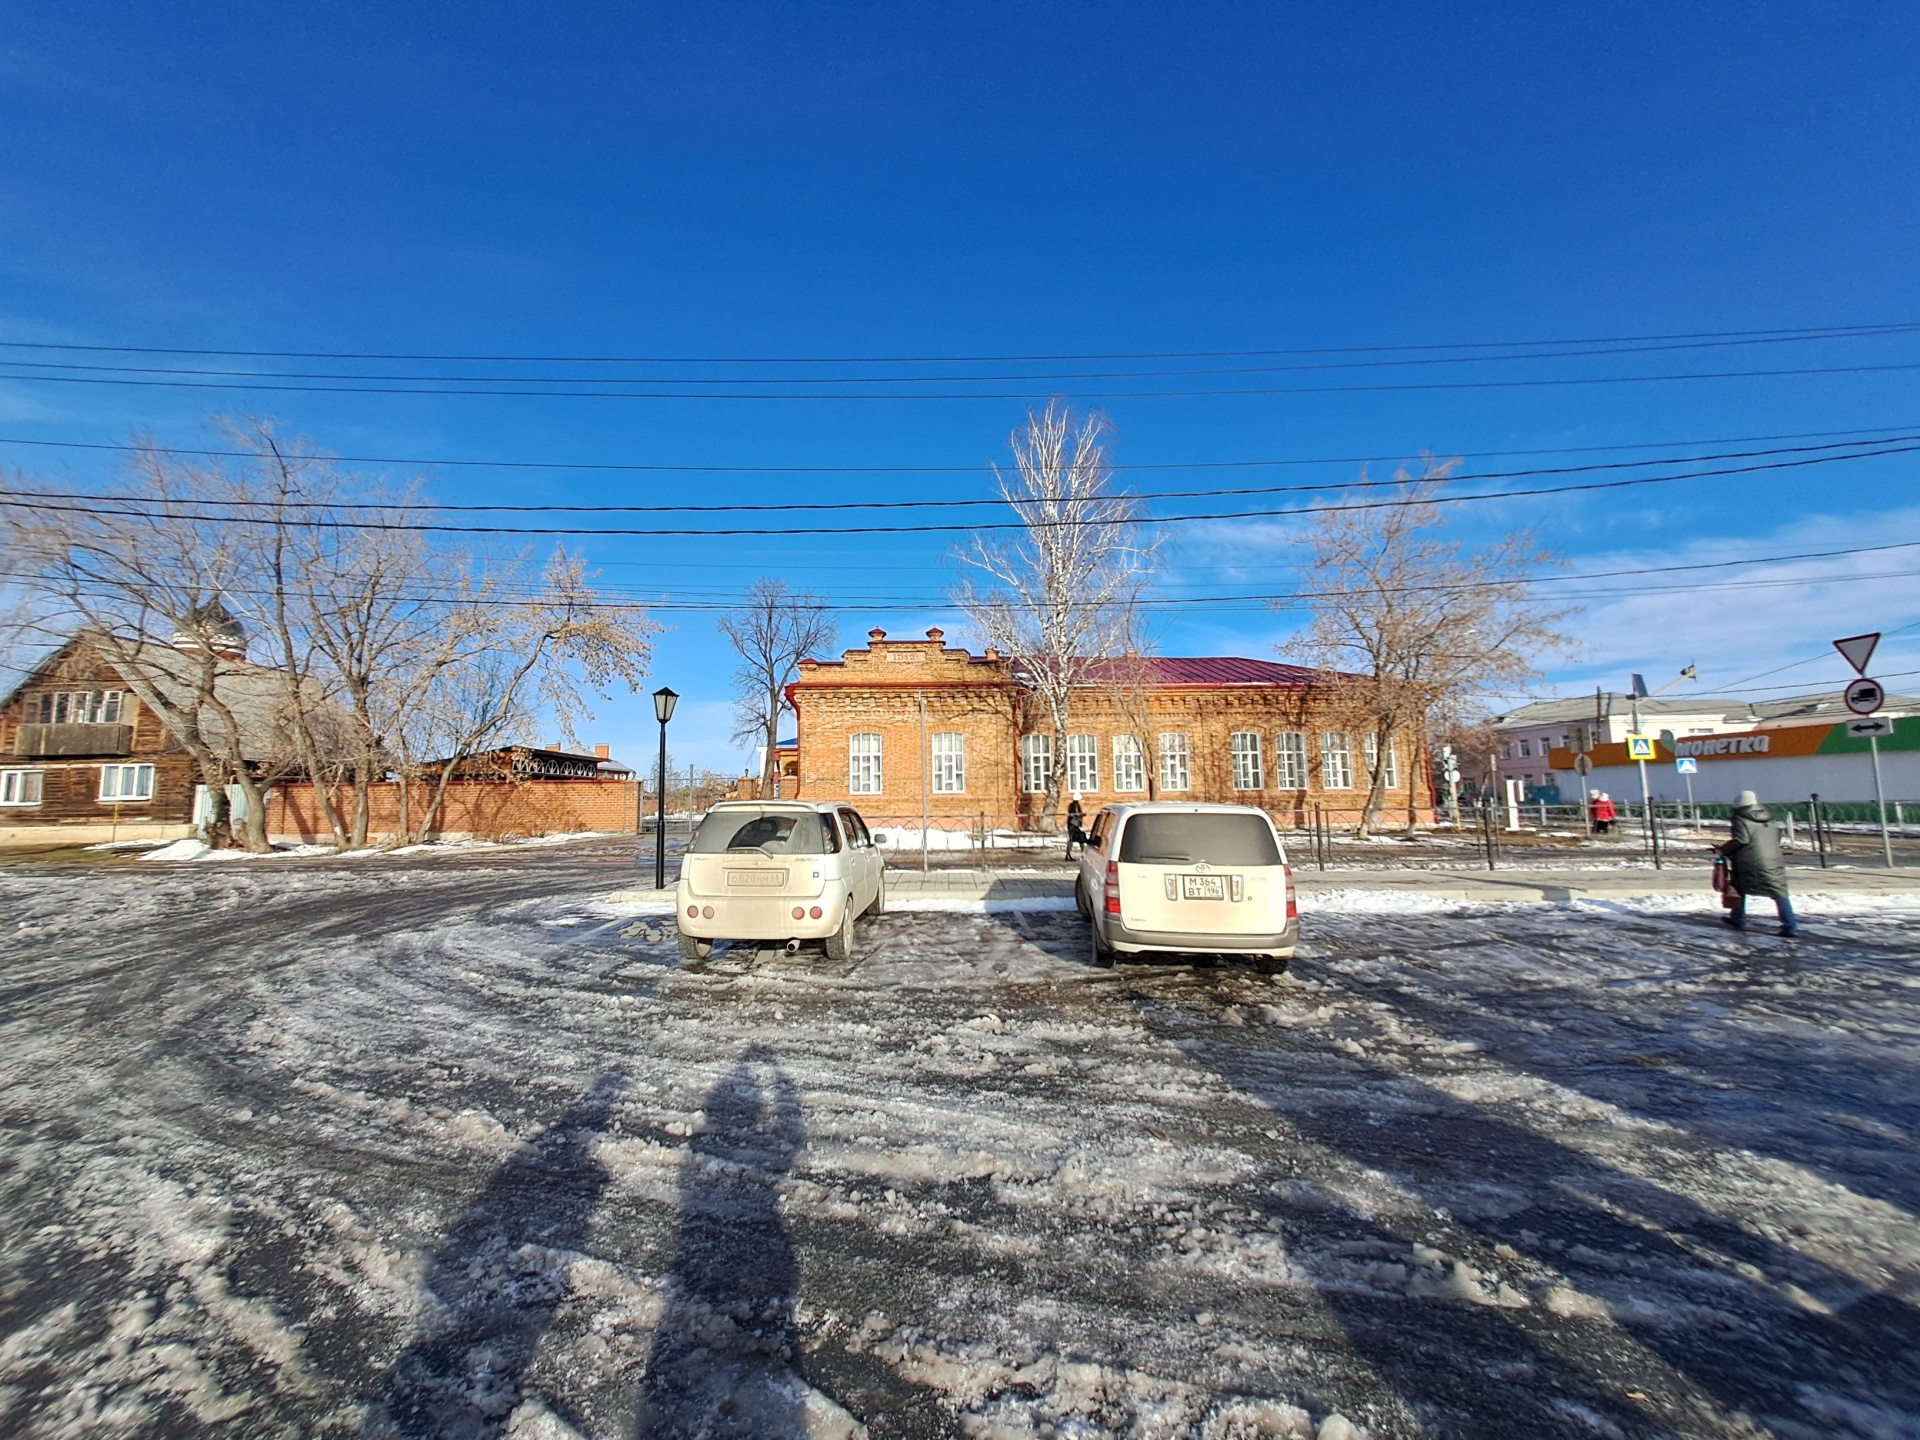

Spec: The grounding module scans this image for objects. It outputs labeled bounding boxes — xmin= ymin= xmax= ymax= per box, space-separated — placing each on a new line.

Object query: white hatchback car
xmin=1074 ymin=803 xmax=1297 ymax=973
xmin=676 ymin=801 xmax=886 ymax=962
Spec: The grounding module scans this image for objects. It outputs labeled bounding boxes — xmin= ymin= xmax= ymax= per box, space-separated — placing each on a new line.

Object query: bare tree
xmin=4 ymin=420 xmax=659 ymax=852
xmin=388 ymin=549 xmax=658 ymax=845
xmin=1281 ymin=463 xmax=1574 ymax=837
xmin=955 ymin=402 xmax=1155 ymax=828
xmin=1098 ymin=616 xmax=1162 ymax=801
xmin=718 ymin=579 xmax=836 ymax=797
xmin=3 ymin=454 xmax=290 ymax=850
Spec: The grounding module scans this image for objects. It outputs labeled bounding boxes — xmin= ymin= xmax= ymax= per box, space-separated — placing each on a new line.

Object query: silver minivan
xmin=676 ymin=801 xmax=886 ymax=962
xmin=1074 ymin=803 xmax=1297 ymax=973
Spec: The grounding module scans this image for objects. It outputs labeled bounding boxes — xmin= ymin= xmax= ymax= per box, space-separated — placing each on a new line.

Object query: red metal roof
xmin=1051 ymin=656 xmax=1342 ymax=686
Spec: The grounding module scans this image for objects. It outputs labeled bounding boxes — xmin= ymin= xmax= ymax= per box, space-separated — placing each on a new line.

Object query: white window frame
xmin=1229 ymin=731 xmax=1264 ymax=791
xmin=1 ymin=769 xmax=45 ymax=806
xmin=1112 ymin=734 xmax=1147 ymax=793
xmin=1320 ymin=732 xmax=1354 ymax=790
xmin=99 ymin=763 xmax=155 ymax=802
xmin=1275 ymin=731 xmax=1308 ymax=789
xmin=1020 ymin=733 xmax=1052 ymax=794
xmin=1157 ymin=733 xmax=1190 ymax=792
xmin=1363 ymin=733 xmax=1400 ymax=789
xmin=931 ymin=732 xmax=966 ymax=794
xmin=34 ymin=689 xmax=124 ymax=725
xmin=848 ymin=732 xmax=883 ymax=795
xmin=1066 ymin=733 xmax=1099 ymax=793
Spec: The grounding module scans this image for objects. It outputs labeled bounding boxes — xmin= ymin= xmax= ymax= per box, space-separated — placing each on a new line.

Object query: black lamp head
xmin=652 ymin=686 xmax=679 ymax=724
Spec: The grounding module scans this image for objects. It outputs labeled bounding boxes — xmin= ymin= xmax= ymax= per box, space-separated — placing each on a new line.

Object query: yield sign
xmin=1833 ymin=632 xmax=1881 ymax=675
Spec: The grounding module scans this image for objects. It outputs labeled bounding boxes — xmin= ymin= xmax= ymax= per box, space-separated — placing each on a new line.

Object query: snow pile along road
xmin=2 ymin=863 xmax=1917 ymax=1439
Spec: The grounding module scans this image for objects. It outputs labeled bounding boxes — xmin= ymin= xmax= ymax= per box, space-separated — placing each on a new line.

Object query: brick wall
xmin=790 ymin=629 xmax=1433 ymax=829
xmin=267 ymin=778 xmax=641 ymax=843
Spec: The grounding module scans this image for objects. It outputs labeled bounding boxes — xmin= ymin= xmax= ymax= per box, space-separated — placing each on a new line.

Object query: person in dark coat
xmin=1718 ymin=789 xmax=1797 ymax=935
xmin=1065 ymin=794 xmax=1085 ymax=858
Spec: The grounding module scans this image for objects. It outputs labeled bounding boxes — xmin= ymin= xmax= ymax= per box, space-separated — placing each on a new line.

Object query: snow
xmin=3 ymin=863 xmax=1919 ymax=1437
xmin=131 ymin=831 xmax=628 ymax=862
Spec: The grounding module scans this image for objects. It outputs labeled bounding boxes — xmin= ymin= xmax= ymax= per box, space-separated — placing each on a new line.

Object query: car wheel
xmin=825 ymin=905 xmax=855 ymax=962
xmin=1074 ymin=881 xmax=1091 ymax=920
xmin=677 ymin=933 xmax=712 ymax=962
xmin=1255 ymin=954 xmax=1291 ymax=977
xmin=1088 ymin=919 xmax=1115 ymax=969
xmin=869 ymin=873 xmax=886 ymax=917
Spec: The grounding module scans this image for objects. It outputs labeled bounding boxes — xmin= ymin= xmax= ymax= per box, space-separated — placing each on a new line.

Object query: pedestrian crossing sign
xmin=1626 ymin=734 xmax=1657 ymax=760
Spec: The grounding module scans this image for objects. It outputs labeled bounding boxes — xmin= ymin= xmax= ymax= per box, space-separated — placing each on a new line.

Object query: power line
xmin=7 ymin=358 xmax=1920 ymax=401
xmin=5 ymin=442 xmax=1917 ymax=535
xmin=5 ymin=422 xmax=1917 ymax=476
xmin=5 ymin=435 xmax=1910 ymax=515
xmin=10 ymin=328 xmax=1920 ymax=388
xmin=9 ymin=541 xmax=1916 ymax=615
xmin=4 ymin=319 xmax=1914 ymax=365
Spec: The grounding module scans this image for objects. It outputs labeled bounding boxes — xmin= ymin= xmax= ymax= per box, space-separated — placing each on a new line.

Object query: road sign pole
xmin=1684 ymin=769 xmax=1695 ymax=824
xmin=1869 ymin=734 xmax=1895 ymax=868
xmin=1637 ymin=757 xmax=1661 ymax=869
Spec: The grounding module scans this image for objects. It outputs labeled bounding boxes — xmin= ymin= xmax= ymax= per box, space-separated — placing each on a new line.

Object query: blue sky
xmin=4 ymin=2 xmax=1919 ymax=773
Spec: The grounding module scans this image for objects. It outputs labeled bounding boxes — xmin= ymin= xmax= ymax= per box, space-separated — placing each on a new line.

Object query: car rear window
xmin=1117 ymin=813 xmax=1281 ymax=867
xmin=692 ymin=808 xmax=838 ymax=855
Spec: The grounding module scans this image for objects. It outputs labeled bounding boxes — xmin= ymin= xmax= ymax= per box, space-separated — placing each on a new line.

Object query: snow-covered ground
xmin=2 ymin=861 xmax=1917 ymax=1439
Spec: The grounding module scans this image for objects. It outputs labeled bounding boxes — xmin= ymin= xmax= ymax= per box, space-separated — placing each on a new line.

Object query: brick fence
xmin=267 ymin=779 xmax=641 ymax=844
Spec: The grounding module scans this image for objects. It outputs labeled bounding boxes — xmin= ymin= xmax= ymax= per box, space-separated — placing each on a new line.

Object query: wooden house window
xmin=98 ymin=764 xmax=155 ymax=802
xmin=33 ymin=690 xmax=125 ymax=725
xmin=0 ymin=770 xmax=44 ymax=806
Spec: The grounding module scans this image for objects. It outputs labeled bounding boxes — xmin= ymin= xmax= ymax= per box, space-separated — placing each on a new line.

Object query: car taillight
xmin=792 ymin=906 xmax=805 ymax=920
xmin=687 ymin=906 xmax=698 ymax=918
xmin=1285 ymin=864 xmax=1297 ymax=920
xmin=809 ymin=905 xmax=823 ymax=919
xmin=1104 ymin=861 xmax=1122 ymax=915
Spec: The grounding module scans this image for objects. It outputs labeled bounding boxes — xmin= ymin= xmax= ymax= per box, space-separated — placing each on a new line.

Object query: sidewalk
xmin=609 ymin=862 xmax=1920 ymax=907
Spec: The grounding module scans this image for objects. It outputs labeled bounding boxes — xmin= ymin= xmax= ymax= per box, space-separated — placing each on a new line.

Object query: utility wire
xmin=8 ymin=542 xmax=1916 ymax=614
xmin=3 ymin=435 xmax=1909 ymax=515
xmin=10 ymin=327 xmax=1920 ymax=386
xmin=3 ymin=318 xmax=1914 ymax=365
xmin=4 ymin=422 xmax=1917 ymax=476
xmin=4 ymin=443 xmax=1916 ymax=535
xmin=7 ymin=359 xmax=1920 ymax=401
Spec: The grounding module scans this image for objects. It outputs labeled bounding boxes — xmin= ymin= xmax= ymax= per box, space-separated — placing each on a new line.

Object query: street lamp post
xmin=653 ymin=686 xmax=678 ymax=891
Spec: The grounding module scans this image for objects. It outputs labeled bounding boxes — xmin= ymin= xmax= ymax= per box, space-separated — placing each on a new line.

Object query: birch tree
xmin=1282 ymin=463 xmax=1573 ymax=837
xmin=955 ymin=402 xmax=1155 ymax=828
xmin=718 ymin=579 xmax=836 ymax=795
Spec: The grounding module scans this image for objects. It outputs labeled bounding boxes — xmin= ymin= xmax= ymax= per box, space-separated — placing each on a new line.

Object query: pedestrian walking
xmin=1591 ymin=792 xmax=1616 ymax=835
xmin=1064 ymin=793 xmax=1085 ymax=859
xmin=1717 ymin=789 xmax=1797 ymax=936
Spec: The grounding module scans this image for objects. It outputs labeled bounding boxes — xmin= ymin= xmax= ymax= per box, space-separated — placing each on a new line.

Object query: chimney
xmin=867 ymin=627 xmax=887 ymax=643
xmin=925 ymin=626 xmax=945 ymax=644
xmin=594 ymin=743 xmax=610 ymax=759
xmin=984 ymin=646 xmax=1000 ymax=660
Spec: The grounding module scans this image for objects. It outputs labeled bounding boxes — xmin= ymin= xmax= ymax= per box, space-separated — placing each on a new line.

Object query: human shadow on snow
xmin=367 ymin=1070 xmax=628 ymax=1438
xmin=634 ymin=1047 xmax=846 ymax=1438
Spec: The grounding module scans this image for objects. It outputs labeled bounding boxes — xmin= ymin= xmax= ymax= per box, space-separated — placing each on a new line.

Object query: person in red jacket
xmin=1591 ymin=792 xmax=1617 ymax=834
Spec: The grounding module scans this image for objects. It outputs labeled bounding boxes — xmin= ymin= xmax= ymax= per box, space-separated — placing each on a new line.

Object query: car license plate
xmin=727 ymin=869 xmax=788 ymax=887
xmin=1181 ymin=874 xmax=1225 ymax=900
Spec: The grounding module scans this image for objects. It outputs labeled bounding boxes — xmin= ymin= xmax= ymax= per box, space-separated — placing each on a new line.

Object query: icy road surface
xmin=2 ymin=862 xmax=1918 ymax=1440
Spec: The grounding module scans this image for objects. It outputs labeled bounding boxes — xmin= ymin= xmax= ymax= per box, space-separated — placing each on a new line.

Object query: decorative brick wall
xmin=267 ymin=778 xmax=641 ymax=843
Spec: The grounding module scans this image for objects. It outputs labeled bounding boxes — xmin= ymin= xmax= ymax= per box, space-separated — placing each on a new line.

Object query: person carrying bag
xmin=1716 ymin=790 xmax=1797 ymax=936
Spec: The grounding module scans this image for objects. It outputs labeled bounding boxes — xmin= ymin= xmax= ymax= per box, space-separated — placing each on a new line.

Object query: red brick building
xmin=787 ymin=627 xmax=1431 ymax=831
